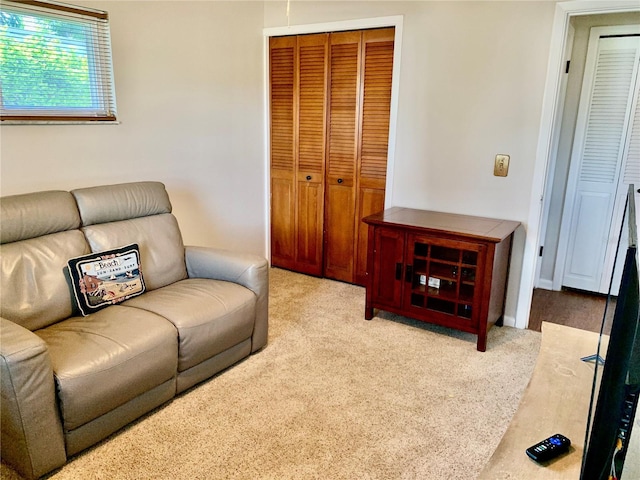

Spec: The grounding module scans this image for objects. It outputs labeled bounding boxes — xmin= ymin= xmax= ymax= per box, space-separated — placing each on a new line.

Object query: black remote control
xmin=526 ymin=433 xmax=571 ymax=463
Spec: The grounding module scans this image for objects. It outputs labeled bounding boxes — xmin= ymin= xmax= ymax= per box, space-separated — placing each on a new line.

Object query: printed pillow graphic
xmin=67 ymin=244 xmax=145 ymax=316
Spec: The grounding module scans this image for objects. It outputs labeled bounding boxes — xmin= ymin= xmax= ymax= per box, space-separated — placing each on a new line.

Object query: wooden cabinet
xmin=269 ymin=28 xmax=394 ymax=286
xmin=364 ymin=208 xmax=520 ymax=351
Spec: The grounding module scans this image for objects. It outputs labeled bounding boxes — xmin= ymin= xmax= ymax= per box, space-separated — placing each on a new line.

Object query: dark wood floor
xmin=528 ymin=288 xmax=614 ymax=334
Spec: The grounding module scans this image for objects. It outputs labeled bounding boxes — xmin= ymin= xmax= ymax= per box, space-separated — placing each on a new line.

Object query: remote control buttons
xmin=526 ymin=434 xmax=571 ymax=463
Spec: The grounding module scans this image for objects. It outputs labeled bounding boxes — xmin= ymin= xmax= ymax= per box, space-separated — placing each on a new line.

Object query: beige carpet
xmin=1 ymin=268 xmax=541 ymax=480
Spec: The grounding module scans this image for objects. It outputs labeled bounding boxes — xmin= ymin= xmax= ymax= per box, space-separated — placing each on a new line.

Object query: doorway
xmin=536 ymin=13 xmax=640 ymax=299
xmin=268 ymin=28 xmax=394 ymax=286
xmin=558 ymin=25 xmax=639 ymax=294
xmin=263 ymin=16 xmax=403 ymax=285
xmin=520 ymin=3 xmax=640 ymax=333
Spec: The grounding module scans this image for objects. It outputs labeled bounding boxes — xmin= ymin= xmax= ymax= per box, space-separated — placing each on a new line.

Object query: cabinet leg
xmin=365 ymin=305 xmax=374 ymax=320
xmin=477 ymin=334 xmax=487 ymax=352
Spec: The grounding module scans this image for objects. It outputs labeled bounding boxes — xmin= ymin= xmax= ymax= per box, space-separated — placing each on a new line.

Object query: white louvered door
xmin=562 ymin=27 xmax=640 ymax=293
xmin=607 ymin=59 xmax=640 ymax=294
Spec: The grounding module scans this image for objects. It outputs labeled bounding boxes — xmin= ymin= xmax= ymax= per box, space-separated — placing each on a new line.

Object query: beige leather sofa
xmin=0 ymin=182 xmax=268 ymax=479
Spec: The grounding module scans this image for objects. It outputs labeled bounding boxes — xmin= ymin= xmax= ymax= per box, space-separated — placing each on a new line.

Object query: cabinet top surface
xmin=363 ymin=207 xmax=520 ymax=242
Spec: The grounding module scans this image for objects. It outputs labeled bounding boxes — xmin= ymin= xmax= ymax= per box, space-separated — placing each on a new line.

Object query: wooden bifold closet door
xmin=269 ymin=27 xmax=394 ymax=286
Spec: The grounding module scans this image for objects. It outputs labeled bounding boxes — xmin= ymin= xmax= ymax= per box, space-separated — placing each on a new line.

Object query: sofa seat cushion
xmin=123 ymin=278 xmax=255 ymax=372
xmin=35 ymin=305 xmax=178 ymax=431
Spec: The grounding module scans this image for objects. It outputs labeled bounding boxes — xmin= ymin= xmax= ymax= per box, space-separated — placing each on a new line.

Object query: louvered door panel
xmin=622 ymin=55 xmax=640 ymax=246
xmin=298 ymin=37 xmax=327 ymax=174
xmin=623 ymin=94 xmax=640 ymax=186
xmin=270 ymin=36 xmax=296 ymax=268
xmin=296 ymin=34 xmax=328 ymax=275
xmin=324 ymin=31 xmax=362 ymax=282
xmin=579 ymin=47 xmax=639 ymax=184
xmin=360 ymin=29 xmax=394 ymax=186
xmin=270 ymin=38 xmax=295 ymax=172
xmin=355 ymin=28 xmax=395 ymax=285
xmin=327 ymin=34 xmax=360 ymax=179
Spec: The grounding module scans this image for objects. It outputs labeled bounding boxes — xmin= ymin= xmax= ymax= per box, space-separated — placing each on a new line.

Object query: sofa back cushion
xmin=72 ymin=181 xmax=172 ymax=226
xmin=1 ymin=191 xmax=90 ymax=330
xmin=72 ymin=182 xmax=187 ymax=291
xmin=1 ymin=190 xmax=81 ymax=244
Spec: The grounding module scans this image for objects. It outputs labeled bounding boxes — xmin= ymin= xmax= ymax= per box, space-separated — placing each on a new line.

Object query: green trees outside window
xmin=0 ymin=1 xmax=116 ymax=121
xmin=1 ymin=11 xmax=94 ymax=109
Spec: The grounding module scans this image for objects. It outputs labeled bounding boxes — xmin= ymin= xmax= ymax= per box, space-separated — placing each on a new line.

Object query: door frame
xmin=522 ymin=0 xmax=640 ymax=328
xmin=533 ymin=23 xmax=575 ymax=291
xmin=262 ymin=15 xmax=404 ymax=262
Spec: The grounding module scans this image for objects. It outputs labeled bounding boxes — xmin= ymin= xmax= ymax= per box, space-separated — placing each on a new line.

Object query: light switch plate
xmin=494 ymin=154 xmax=510 ymax=177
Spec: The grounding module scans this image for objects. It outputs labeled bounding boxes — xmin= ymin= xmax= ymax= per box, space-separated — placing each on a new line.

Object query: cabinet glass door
xmin=404 ymin=235 xmax=482 ymax=324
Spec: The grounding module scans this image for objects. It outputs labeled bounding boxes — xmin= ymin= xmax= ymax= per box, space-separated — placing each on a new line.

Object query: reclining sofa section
xmin=0 ymin=181 xmax=269 ymax=479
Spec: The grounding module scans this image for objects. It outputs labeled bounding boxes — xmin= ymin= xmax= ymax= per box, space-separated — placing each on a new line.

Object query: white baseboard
xmin=536 ymin=279 xmax=554 ymax=291
xmin=502 ymin=315 xmax=516 ymax=328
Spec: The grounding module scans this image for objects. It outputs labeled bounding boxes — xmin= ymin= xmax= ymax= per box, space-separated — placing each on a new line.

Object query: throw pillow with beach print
xmin=67 ymin=244 xmax=146 ymax=316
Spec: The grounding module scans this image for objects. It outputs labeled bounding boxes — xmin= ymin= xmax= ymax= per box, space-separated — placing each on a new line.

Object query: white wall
xmin=0 ymin=1 xmax=266 ymax=254
xmin=264 ymin=1 xmax=556 ymax=324
xmin=1 ymin=0 xmax=562 ymax=325
xmin=265 ymin=1 xmax=555 ymax=218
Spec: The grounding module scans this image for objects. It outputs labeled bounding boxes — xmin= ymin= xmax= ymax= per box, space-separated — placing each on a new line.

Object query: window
xmin=0 ymin=0 xmax=117 ymax=121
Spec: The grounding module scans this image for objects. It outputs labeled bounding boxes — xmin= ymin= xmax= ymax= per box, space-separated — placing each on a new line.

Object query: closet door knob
xmin=306 ymin=175 xmax=312 ymax=181
xmin=337 ymin=178 xmax=343 ymax=184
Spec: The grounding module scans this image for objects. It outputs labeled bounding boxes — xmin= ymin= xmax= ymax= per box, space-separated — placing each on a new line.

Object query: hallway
xmin=528 ymin=288 xmax=612 ymax=334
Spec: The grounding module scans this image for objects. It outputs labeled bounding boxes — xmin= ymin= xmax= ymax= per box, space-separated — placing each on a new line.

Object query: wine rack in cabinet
xmin=363 ymin=208 xmax=520 ymax=351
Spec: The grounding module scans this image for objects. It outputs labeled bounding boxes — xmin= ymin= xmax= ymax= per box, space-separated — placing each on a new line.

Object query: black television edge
xmin=580 ymin=185 xmax=640 ymax=480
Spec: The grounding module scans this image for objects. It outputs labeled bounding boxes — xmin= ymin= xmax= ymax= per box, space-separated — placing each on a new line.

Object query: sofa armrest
xmin=1 ymin=317 xmax=67 ymax=480
xmin=184 ymin=246 xmax=269 ymax=352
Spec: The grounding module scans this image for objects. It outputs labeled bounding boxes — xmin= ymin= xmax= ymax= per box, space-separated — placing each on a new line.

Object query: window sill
xmin=1 ymin=120 xmax=121 ymax=126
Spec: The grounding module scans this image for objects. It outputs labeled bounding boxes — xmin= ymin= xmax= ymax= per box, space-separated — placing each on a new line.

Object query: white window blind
xmin=0 ymin=0 xmax=117 ymax=121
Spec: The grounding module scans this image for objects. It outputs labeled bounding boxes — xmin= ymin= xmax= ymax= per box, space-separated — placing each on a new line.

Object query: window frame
xmin=0 ymin=0 xmax=117 ymax=123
